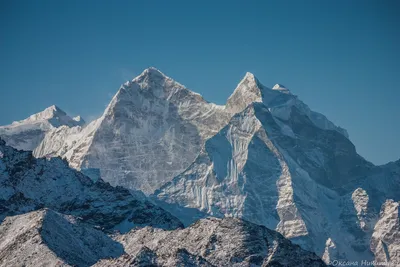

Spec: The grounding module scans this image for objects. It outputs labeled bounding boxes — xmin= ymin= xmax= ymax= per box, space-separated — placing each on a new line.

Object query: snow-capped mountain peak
xmin=0 ymin=105 xmax=85 ymax=151
xmin=12 ymin=105 xmax=62 ymax=125
xmin=16 ymin=68 xmax=350 ymax=195
xmin=272 ymin=83 xmax=291 ymax=94
xmin=130 ymin=67 xmax=167 ymax=87
xmin=225 ymin=72 xmax=263 ymax=113
xmin=72 ymin=115 xmax=85 ymax=124
xmin=49 ymin=67 xmax=231 ymax=194
xmin=243 ymin=71 xmax=257 ymax=80
xmin=136 ymin=66 xmax=167 ymax=80
xmin=1 ymin=67 xmax=398 ymax=265
xmin=9 ymin=105 xmax=84 ymax=128
xmin=118 ymin=66 xmax=192 ymax=102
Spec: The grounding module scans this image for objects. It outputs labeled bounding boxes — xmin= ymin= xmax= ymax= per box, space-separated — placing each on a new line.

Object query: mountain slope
xmin=226 ymin=73 xmax=348 ymax=138
xmin=0 ymin=209 xmax=124 ymax=267
xmin=153 ymin=78 xmax=399 ymax=263
xmin=34 ymin=68 xmax=231 ymax=194
xmin=371 ymin=200 xmax=400 ymax=265
xmin=96 ymin=217 xmax=326 ymax=267
xmin=0 ymin=209 xmax=326 ymax=267
xmin=32 ymin=68 xmax=348 ymax=195
xmin=1 ymin=68 xmax=398 ymax=265
xmin=0 ymin=138 xmax=183 ymax=231
xmin=0 ymin=105 xmax=84 ymax=152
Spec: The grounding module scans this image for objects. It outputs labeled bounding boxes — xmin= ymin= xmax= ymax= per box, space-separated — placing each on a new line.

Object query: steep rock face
xmin=335 ymin=188 xmax=376 ymax=262
xmin=153 ymin=104 xmax=323 ymax=252
xmin=0 ymin=105 xmax=84 ymax=151
xmin=79 ymin=68 xmax=230 ymax=194
xmin=33 ymin=118 xmax=102 ymax=165
xmin=363 ymin=160 xmax=400 ymax=211
xmin=227 ymin=74 xmax=348 ymax=138
xmin=371 ymin=200 xmax=400 ymax=265
xmin=0 ymin=209 xmax=124 ymax=267
xmin=155 ymin=104 xmax=307 ymax=237
xmin=0 ymin=138 xmax=183 ymax=231
xmin=226 ymin=73 xmax=348 ymax=138
xmin=31 ymin=68 xmax=349 ymax=195
xmin=154 ymin=99 xmax=397 ymax=262
xmin=321 ymin=238 xmax=341 ymax=264
xmin=225 ymin=72 xmax=263 ymax=113
xmin=98 ymin=217 xmax=325 ymax=267
xmin=34 ymin=68 xmax=231 ymax=194
xmin=1 ymin=68 xmax=398 ymax=265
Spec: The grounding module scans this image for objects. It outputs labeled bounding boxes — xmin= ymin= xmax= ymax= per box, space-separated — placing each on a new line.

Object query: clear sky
xmin=0 ymin=0 xmax=399 ymax=164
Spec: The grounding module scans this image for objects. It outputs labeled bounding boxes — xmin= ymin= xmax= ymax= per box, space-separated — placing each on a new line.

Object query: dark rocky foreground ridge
xmin=0 ymin=209 xmax=326 ymax=267
xmin=96 ymin=217 xmax=326 ymax=267
xmin=0 ymin=138 xmax=326 ymax=266
xmin=0 ymin=138 xmax=183 ymax=231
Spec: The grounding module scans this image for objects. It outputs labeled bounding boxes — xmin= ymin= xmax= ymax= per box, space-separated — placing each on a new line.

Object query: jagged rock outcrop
xmin=0 ymin=208 xmax=325 ymax=267
xmin=96 ymin=217 xmax=326 ymax=267
xmin=94 ymin=247 xmax=214 ymax=267
xmin=371 ymin=200 xmax=400 ymax=265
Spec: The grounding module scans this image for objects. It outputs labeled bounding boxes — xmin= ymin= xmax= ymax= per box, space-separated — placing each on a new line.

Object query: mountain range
xmin=0 ymin=137 xmax=324 ymax=266
xmin=0 ymin=67 xmax=399 ymax=266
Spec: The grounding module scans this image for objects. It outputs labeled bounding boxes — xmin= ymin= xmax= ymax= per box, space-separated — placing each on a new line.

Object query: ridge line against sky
xmin=0 ymin=0 xmax=399 ymax=164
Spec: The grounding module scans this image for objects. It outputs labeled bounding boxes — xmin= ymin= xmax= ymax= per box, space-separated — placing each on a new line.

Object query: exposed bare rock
xmin=0 ymin=209 xmax=124 ymax=267
xmin=371 ymin=200 xmax=400 ymax=265
xmin=0 ymin=138 xmax=183 ymax=232
xmin=99 ymin=217 xmax=325 ymax=267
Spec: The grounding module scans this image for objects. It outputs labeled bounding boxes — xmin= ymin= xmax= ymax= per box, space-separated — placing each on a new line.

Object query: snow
xmin=1 ymin=67 xmax=398 ymax=265
xmin=351 ymin=188 xmax=370 ymax=230
xmin=0 ymin=139 xmax=183 ymax=232
xmin=0 ymin=105 xmax=84 ymax=151
xmin=272 ymin=84 xmax=291 ymax=94
xmin=0 ymin=209 xmax=124 ymax=267
xmin=371 ymin=200 xmax=400 ymax=265
xmin=8 ymin=68 xmax=349 ymax=196
xmin=97 ymin=217 xmax=325 ymax=267
xmin=225 ymin=72 xmax=263 ymax=114
xmin=34 ymin=67 xmax=232 ymax=194
xmin=72 ymin=115 xmax=85 ymax=124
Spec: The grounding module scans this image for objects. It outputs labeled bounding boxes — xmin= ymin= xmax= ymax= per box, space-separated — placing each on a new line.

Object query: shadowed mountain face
xmin=28 ymin=68 xmax=348 ymax=196
xmin=0 ymin=209 xmax=124 ymax=267
xmin=154 ymin=101 xmax=399 ymax=263
xmin=0 ymin=136 xmax=327 ymax=266
xmin=0 ymin=68 xmax=399 ymax=265
xmin=0 ymin=138 xmax=183 ymax=231
xmin=266 ymin=106 xmax=373 ymax=193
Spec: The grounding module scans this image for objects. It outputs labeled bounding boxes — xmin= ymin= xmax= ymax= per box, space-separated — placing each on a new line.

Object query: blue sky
xmin=0 ymin=0 xmax=399 ymax=164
